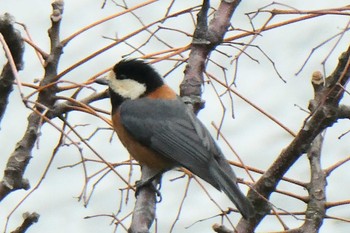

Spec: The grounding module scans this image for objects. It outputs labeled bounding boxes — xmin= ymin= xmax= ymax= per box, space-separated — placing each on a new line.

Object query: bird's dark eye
xmin=118 ymin=74 xmax=128 ymax=80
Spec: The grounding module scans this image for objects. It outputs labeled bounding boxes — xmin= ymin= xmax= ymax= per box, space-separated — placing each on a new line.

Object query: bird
xmin=95 ymin=59 xmax=255 ymax=219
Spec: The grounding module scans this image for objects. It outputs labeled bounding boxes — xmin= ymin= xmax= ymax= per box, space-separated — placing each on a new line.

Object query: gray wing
xmin=119 ymin=97 xmax=223 ymax=189
xmin=120 ymin=97 xmax=255 ymax=218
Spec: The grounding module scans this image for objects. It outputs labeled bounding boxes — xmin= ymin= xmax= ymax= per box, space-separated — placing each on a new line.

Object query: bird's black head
xmin=95 ymin=59 xmax=164 ymax=111
xmin=113 ymin=59 xmax=164 ymax=92
xmin=107 ymin=59 xmax=164 ymax=99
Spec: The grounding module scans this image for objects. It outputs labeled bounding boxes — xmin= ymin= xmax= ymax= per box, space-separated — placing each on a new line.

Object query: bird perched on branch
xmin=95 ymin=59 xmax=254 ymax=219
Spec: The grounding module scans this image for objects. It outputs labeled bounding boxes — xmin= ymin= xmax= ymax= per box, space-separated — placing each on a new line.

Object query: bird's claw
xmin=135 ymin=180 xmax=162 ymax=203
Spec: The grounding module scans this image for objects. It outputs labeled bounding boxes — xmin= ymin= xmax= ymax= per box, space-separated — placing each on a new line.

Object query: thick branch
xmin=37 ymin=0 xmax=64 ymax=109
xmin=297 ymin=72 xmax=327 ymax=232
xmin=337 ymin=104 xmax=350 ymax=119
xmin=10 ymin=212 xmax=40 ymax=233
xmin=0 ymin=113 xmax=40 ymax=201
xmin=300 ymin=134 xmax=326 ymax=232
xmin=0 ymin=13 xmax=24 ymax=124
xmin=0 ymin=1 xmax=65 ymax=201
xmin=180 ymin=0 xmax=241 ymax=112
xmin=49 ymin=89 xmax=109 ymax=117
xmin=128 ymin=166 xmax=158 ymax=233
xmin=236 ymin=44 xmax=350 ymax=232
xmin=274 ymin=134 xmax=326 ymax=233
xmin=213 ymin=223 xmax=234 ymax=233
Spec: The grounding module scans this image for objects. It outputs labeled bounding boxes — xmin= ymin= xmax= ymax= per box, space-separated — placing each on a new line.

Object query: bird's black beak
xmin=94 ymin=76 xmax=109 ymax=85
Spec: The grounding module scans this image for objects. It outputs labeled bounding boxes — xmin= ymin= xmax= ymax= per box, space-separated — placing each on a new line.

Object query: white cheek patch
xmin=107 ymin=71 xmax=146 ymax=100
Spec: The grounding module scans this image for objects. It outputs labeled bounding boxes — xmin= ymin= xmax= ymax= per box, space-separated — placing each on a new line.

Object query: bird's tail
xmin=209 ymin=163 xmax=255 ymax=219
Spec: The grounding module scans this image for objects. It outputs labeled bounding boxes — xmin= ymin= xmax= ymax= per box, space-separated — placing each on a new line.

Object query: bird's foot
xmin=135 ymin=179 xmax=162 ymax=203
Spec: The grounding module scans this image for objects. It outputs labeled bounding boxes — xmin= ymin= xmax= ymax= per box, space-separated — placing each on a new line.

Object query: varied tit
xmin=95 ymin=59 xmax=254 ymax=219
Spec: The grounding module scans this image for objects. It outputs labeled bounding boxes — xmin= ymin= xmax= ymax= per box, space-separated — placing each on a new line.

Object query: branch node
xmin=311 ymin=71 xmax=324 ymax=92
xmin=181 ymin=95 xmax=205 ymax=113
xmin=11 ymin=212 xmax=40 ymax=233
xmin=212 ymin=223 xmax=234 ymax=233
xmin=51 ymin=0 xmax=64 ymax=22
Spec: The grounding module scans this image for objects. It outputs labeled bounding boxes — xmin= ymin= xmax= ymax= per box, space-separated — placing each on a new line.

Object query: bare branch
xmin=181 ymin=0 xmax=241 ymax=112
xmin=0 ymin=113 xmax=38 ymax=201
xmin=299 ymin=134 xmax=326 ymax=232
xmin=212 ymin=223 xmax=233 ymax=233
xmin=61 ymin=0 xmax=159 ymax=45
xmin=337 ymin=104 xmax=350 ymax=119
xmin=128 ymin=166 xmax=158 ymax=233
xmin=236 ymin=45 xmax=350 ymax=232
xmin=0 ymin=0 xmax=64 ymax=201
xmin=10 ymin=212 xmax=39 ymax=233
xmin=207 ymin=73 xmax=296 ymax=137
xmin=0 ymin=13 xmax=24 ymax=124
